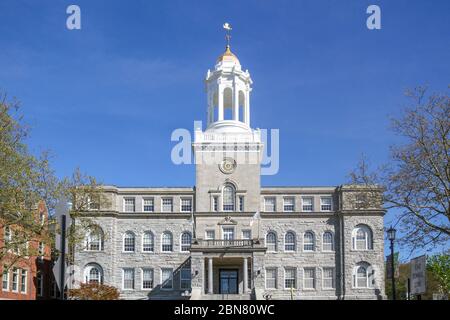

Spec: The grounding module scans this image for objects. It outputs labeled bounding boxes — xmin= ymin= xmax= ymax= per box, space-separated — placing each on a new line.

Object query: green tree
xmin=427 ymin=253 xmax=450 ymax=296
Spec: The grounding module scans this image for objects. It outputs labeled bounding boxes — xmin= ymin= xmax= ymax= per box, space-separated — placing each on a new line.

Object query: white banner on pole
xmin=410 ymin=255 xmax=427 ymax=295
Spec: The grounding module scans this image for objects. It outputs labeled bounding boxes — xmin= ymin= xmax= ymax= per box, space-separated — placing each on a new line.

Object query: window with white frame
xmin=352 ymin=225 xmax=373 ymax=250
xmin=123 ymin=231 xmax=135 ymax=252
xmin=352 ymin=263 xmax=374 ymax=288
xmin=162 ymin=232 xmax=173 ymax=252
xmin=162 ymin=198 xmax=173 ymax=212
xmin=2 ymin=267 xmax=9 ymax=291
xmin=265 ymin=268 xmax=277 ymax=289
xmin=242 ymin=230 xmax=252 ymax=240
xmin=222 ymin=227 xmax=235 ymax=240
xmin=142 ymin=231 xmax=154 ymax=252
xmin=123 ymin=268 xmax=135 ymax=290
xmin=320 ymin=196 xmax=332 ymax=211
xmin=323 ymin=267 xmax=335 ymax=289
xmin=302 ymin=197 xmax=313 ymax=212
xmin=20 ymin=269 xmax=27 ymax=293
xmin=40 ymin=212 xmax=45 ymax=225
xmin=11 ymin=268 xmax=18 ymax=292
xmin=142 ymin=268 xmax=154 ymax=289
xmin=86 ymin=228 xmax=103 ymax=251
xmin=303 ymin=231 xmax=315 ymax=251
xmin=143 ymin=198 xmax=154 ymax=212
xmin=283 ymin=197 xmax=295 ymax=212
xmin=205 ymin=230 xmax=215 ymax=240
xmin=284 ymin=267 xmax=296 ymax=289
xmin=180 ymin=268 xmax=191 ymax=290
xmin=180 ymin=232 xmax=191 ymax=252
xmin=303 ymin=268 xmax=316 ymax=289
xmin=181 ymin=198 xmax=192 ymax=212
xmin=4 ymin=226 xmax=11 ymax=244
xmin=322 ymin=231 xmax=334 ymax=251
xmin=85 ymin=264 xmax=102 ymax=284
xmin=36 ymin=271 xmax=43 ymax=296
xmin=124 ymin=198 xmax=135 ymax=212
xmin=284 ymin=231 xmax=296 ymax=251
xmin=38 ymin=242 xmax=45 ymax=257
xmin=239 ymin=196 xmax=244 ymax=211
xmin=266 ymin=232 xmax=277 ymax=252
xmin=222 ymin=184 xmax=235 ymax=211
xmin=161 ymin=268 xmax=173 ymax=289
xmin=264 ymin=197 xmax=276 ymax=212
xmin=213 ymin=196 xmax=218 ymax=212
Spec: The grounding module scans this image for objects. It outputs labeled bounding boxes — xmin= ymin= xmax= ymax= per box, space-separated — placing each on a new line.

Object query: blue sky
xmin=0 ymin=0 xmax=449 ymax=260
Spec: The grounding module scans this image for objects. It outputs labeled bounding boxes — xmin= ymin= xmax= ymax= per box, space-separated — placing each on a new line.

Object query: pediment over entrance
xmin=218 ymin=216 xmax=237 ymax=225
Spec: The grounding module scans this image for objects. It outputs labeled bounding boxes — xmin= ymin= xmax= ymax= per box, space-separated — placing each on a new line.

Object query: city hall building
xmin=73 ymin=41 xmax=386 ymax=300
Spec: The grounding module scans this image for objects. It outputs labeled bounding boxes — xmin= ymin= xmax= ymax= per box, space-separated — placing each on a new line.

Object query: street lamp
xmin=387 ymin=226 xmax=397 ymax=300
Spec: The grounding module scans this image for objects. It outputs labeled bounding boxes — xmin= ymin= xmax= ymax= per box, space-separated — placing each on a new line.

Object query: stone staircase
xmin=201 ymin=294 xmax=253 ymax=300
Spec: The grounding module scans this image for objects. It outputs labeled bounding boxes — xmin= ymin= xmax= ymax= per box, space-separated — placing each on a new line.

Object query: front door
xmin=219 ymin=269 xmax=238 ymax=294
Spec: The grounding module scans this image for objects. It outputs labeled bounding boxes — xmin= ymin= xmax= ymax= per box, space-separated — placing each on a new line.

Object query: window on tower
xmin=222 ymin=184 xmax=235 ymax=211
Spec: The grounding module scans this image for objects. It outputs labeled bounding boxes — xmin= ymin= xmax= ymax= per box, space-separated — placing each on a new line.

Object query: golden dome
xmin=216 ymin=45 xmax=240 ymax=64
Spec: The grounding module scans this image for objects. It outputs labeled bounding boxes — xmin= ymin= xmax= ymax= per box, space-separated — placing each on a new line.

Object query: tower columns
xmin=218 ymin=85 xmax=224 ymax=121
xmin=233 ymin=82 xmax=239 ymax=121
xmin=244 ymin=89 xmax=250 ymax=126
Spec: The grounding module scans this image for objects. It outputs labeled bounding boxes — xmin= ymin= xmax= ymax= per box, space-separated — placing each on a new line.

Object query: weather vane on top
xmin=223 ymin=22 xmax=232 ymax=47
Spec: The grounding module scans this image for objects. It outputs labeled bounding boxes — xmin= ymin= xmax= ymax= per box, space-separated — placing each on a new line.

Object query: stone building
xmin=72 ymin=40 xmax=386 ymax=300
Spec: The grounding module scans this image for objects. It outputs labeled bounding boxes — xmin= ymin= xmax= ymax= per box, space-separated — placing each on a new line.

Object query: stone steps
xmin=201 ymin=294 xmax=253 ymax=300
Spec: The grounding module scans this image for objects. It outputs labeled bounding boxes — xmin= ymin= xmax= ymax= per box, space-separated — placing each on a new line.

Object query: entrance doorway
xmin=219 ymin=269 xmax=238 ymax=294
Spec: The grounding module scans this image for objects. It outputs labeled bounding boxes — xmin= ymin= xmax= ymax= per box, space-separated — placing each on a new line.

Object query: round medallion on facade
xmin=219 ymin=157 xmax=237 ymax=174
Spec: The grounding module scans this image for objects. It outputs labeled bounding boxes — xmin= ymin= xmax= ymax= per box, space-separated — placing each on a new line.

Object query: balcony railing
xmin=192 ymin=239 xmax=257 ymax=248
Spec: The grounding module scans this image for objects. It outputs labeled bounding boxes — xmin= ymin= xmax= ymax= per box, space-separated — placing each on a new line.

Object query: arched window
xmin=322 ymin=231 xmax=334 ymax=251
xmin=352 ymin=225 xmax=373 ymax=250
xmin=223 ymin=87 xmax=233 ymax=119
xmin=86 ymin=227 xmax=104 ymax=251
xmin=84 ymin=264 xmax=103 ymax=284
xmin=352 ymin=262 xmax=374 ymax=288
xmin=284 ymin=231 xmax=296 ymax=252
xmin=142 ymin=231 xmax=154 ymax=252
xmin=303 ymin=231 xmax=315 ymax=251
xmin=180 ymin=232 xmax=191 ymax=252
xmin=266 ymin=232 xmax=277 ymax=252
xmin=222 ymin=184 xmax=235 ymax=211
xmin=123 ymin=231 xmax=135 ymax=252
xmin=162 ymin=232 xmax=173 ymax=252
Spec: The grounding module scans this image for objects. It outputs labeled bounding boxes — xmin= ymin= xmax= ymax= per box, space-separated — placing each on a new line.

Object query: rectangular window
xmin=302 ymin=197 xmax=313 ymax=212
xmin=12 ymin=268 xmax=18 ymax=292
xmin=239 ymin=196 xmax=244 ymax=211
xmin=283 ymin=197 xmax=295 ymax=212
xmin=2 ymin=267 xmax=9 ymax=291
xmin=161 ymin=268 xmax=173 ymax=289
xmin=142 ymin=268 xmax=154 ymax=290
xmin=123 ymin=268 xmax=135 ymax=290
xmin=320 ymin=197 xmax=333 ymax=211
xmin=266 ymin=268 xmax=277 ymax=289
xmin=162 ymin=198 xmax=173 ymax=212
xmin=143 ymin=198 xmax=154 ymax=212
xmin=205 ymin=230 xmax=215 ymax=240
xmin=124 ymin=198 xmax=135 ymax=213
xmin=36 ymin=271 xmax=43 ymax=296
xmin=213 ymin=196 xmax=218 ymax=212
xmin=38 ymin=242 xmax=44 ymax=257
xmin=304 ymin=268 xmax=316 ymax=289
xmin=323 ymin=267 xmax=335 ymax=289
xmin=180 ymin=268 xmax=191 ymax=290
xmin=222 ymin=227 xmax=235 ymax=240
xmin=264 ymin=197 xmax=276 ymax=212
xmin=242 ymin=230 xmax=252 ymax=240
xmin=20 ymin=269 xmax=27 ymax=293
xmin=181 ymin=198 xmax=192 ymax=212
xmin=284 ymin=267 xmax=296 ymax=289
